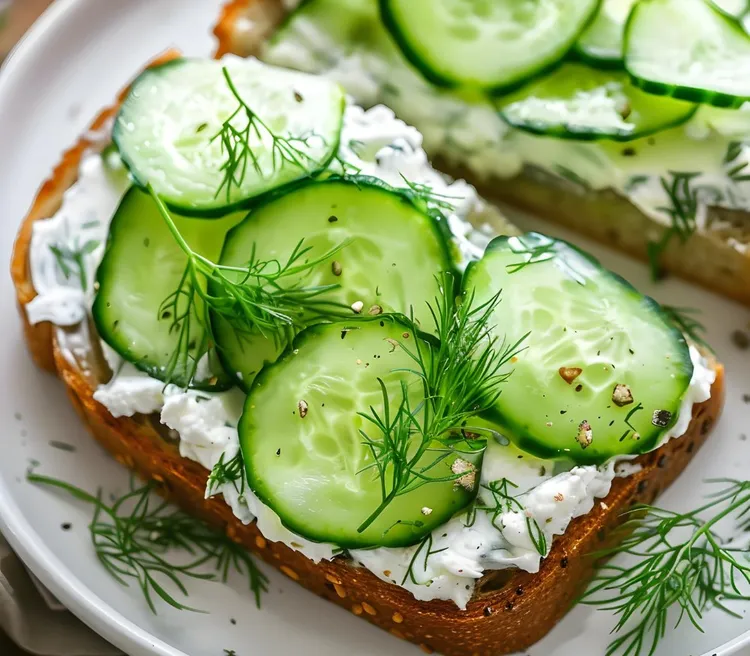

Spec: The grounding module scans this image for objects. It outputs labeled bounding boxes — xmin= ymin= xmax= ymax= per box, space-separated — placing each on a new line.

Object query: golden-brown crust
xmin=54 ymin=339 xmax=723 ymax=656
xmin=12 ymin=32 xmax=727 ymax=656
xmin=214 ymin=0 xmax=750 ymax=307
xmin=213 ymin=0 xmax=286 ymax=59
xmin=9 ymin=49 xmax=182 ymax=373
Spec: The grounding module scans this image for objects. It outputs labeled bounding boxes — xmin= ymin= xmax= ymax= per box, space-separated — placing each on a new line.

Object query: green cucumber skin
xmin=498 ymin=105 xmax=697 ymax=142
xmin=624 ymin=1 xmax=750 ymax=109
xmin=211 ymin=176 xmax=457 ymax=392
xmin=379 ymin=0 xmax=602 ymax=94
xmin=241 ymin=318 xmax=480 ymax=549
xmin=495 ymin=64 xmax=698 ymax=142
xmin=112 ymin=59 xmax=346 ymax=218
xmin=571 ymin=48 xmax=626 ymax=71
xmin=464 ymin=234 xmax=693 ymax=465
xmin=93 ymin=187 xmax=236 ymax=391
xmin=627 ymin=75 xmax=746 ymax=110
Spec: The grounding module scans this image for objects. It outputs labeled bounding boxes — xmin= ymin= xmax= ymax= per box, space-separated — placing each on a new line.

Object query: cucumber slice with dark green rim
xmin=93 ymin=188 xmax=242 ymax=390
xmin=213 ymin=177 xmax=454 ymax=390
xmin=379 ymin=0 xmax=601 ymax=91
xmin=711 ymin=0 xmax=750 ymax=21
xmin=241 ymin=319 xmax=482 ymax=548
xmin=496 ymin=64 xmax=697 ymax=142
xmin=574 ymin=0 xmax=638 ymax=67
xmin=113 ymin=58 xmax=345 ymax=217
xmin=625 ymin=0 xmax=750 ymax=108
xmin=463 ymin=233 xmax=693 ymax=465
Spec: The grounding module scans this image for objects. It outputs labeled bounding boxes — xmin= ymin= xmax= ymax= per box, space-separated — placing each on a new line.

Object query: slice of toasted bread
xmin=11 ymin=51 xmax=725 ymax=656
xmin=213 ymin=0 xmax=750 ymax=307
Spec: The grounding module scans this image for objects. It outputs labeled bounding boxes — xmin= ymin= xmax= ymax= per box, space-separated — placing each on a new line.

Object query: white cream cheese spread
xmin=27 ymin=88 xmax=715 ymax=608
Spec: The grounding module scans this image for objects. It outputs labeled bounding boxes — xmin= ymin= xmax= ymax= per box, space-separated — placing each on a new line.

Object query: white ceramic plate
xmin=1 ymin=1 xmax=750 ymax=655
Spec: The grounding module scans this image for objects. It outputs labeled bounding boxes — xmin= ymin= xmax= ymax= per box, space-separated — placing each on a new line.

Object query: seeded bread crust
xmin=213 ymin=0 xmax=750 ymax=307
xmin=11 ymin=45 xmax=725 ymax=656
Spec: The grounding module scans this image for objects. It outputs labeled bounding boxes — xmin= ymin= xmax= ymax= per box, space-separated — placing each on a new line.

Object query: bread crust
xmin=213 ymin=0 xmax=750 ymax=307
xmin=11 ymin=37 xmax=726 ymax=656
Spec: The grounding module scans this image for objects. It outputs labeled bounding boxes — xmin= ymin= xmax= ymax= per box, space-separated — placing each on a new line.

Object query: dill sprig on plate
xmin=356 ymin=272 xmax=528 ymax=534
xmin=213 ymin=67 xmax=324 ymax=203
xmin=582 ymin=479 xmax=750 ymax=656
xmin=149 ymin=188 xmax=350 ymax=387
xmin=28 ymin=472 xmax=269 ymax=611
xmin=464 ymin=478 xmax=547 ymax=556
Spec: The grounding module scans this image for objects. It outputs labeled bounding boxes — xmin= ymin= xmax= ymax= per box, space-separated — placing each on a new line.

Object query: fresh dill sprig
xmin=207 ymin=450 xmax=245 ymax=498
xmin=724 ymin=141 xmax=750 ymax=183
xmin=660 ymin=305 xmax=713 ymax=353
xmin=356 ymin=272 xmax=528 ymax=534
xmin=49 ymin=239 xmax=99 ymax=292
xmin=503 ymin=234 xmax=558 ymax=274
xmin=402 ymin=533 xmax=449 ymax=586
xmin=399 ymin=174 xmax=461 ymax=216
xmin=647 ymin=171 xmax=701 ymax=280
xmin=555 ymin=164 xmax=592 ymax=191
xmin=582 ymin=479 xmax=750 ymax=656
xmin=464 ymin=478 xmax=547 ymax=556
xmin=149 ymin=188 xmax=350 ymax=387
xmin=28 ymin=473 xmax=269 ymax=611
xmin=213 ymin=67 xmax=324 ymax=202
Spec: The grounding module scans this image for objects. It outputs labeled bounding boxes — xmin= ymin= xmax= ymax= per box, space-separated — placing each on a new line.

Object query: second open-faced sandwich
xmin=216 ymin=0 xmax=750 ymax=306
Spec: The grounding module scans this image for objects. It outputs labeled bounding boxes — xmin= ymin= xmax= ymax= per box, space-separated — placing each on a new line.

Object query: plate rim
xmin=0 ymin=0 xmax=184 ymax=653
xmin=0 ymin=1 xmax=748 ymax=655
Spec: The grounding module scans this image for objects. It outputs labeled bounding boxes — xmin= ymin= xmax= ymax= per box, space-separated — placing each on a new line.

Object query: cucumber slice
xmin=625 ymin=0 xmax=750 ymax=108
xmin=496 ymin=63 xmax=696 ymax=141
xmin=240 ymin=319 xmax=482 ymax=548
xmin=575 ymin=0 xmax=638 ymax=67
xmin=379 ymin=0 xmax=601 ymax=91
xmin=711 ymin=0 xmax=750 ymax=21
xmin=113 ymin=58 xmax=345 ymax=216
xmin=463 ymin=233 xmax=694 ymax=465
xmin=93 ymin=188 xmax=243 ymax=389
xmin=213 ymin=177 xmax=454 ymax=390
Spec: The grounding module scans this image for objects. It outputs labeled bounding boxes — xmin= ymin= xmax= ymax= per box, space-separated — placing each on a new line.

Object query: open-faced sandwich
xmin=11 ymin=54 xmax=723 ymax=656
xmin=215 ymin=0 xmax=750 ymax=306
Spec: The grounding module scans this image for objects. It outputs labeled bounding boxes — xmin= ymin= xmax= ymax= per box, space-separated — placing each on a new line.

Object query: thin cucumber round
xmin=574 ymin=0 xmax=638 ymax=67
xmin=711 ymin=0 xmax=750 ymax=21
xmin=241 ymin=319 xmax=482 ymax=548
xmin=379 ymin=0 xmax=601 ymax=91
xmin=113 ymin=58 xmax=345 ymax=216
xmin=463 ymin=233 xmax=693 ymax=465
xmin=625 ymin=0 xmax=750 ymax=108
xmin=213 ymin=177 xmax=454 ymax=390
xmin=496 ymin=63 xmax=696 ymax=141
xmin=93 ymin=188 xmax=243 ymax=390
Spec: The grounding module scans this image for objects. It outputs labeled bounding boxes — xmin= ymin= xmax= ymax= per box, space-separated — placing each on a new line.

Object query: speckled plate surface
xmin=0 ymin=1 xmax=750 ymax=655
